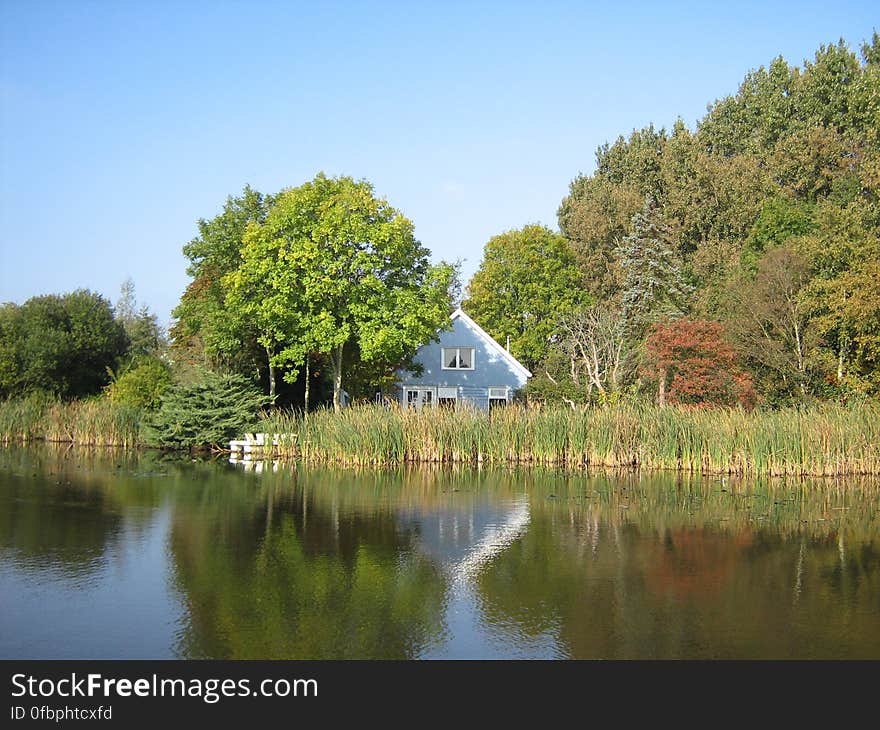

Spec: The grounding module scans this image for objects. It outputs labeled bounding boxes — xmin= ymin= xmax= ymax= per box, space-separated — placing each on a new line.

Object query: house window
xmin=488 ymin=386 xmax=509 ymax=411
xmin=405 ymin=388 xmax=434 ymax=409
xmin=438 ymin=386 xmax=458 ymax=409
xmin=442 ymin=347 xmax=474 ymax=370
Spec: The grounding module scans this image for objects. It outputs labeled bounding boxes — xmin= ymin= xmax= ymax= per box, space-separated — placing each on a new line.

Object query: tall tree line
xmin=466 ymin=34 xmax=880 ymax=406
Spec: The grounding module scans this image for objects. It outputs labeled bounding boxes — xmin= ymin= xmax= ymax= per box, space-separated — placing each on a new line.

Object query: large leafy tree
xmin=699 ymin=55 xmax=798 ymax=158
xmin=796 ymin=202 xmax=880 ymax=394
xmin=0 ymin=290 xmax=128 ymax=398
xmin=0 ymin=304 xmax=21 ymax=391
xmin=557 ymin=176 xmax=642 ymax=302
xmin=723 ymin=247 xmax=815 ymax=402
xmin=463 ymin=224 xmax=587 ymax=370
xmin=170 ymin=186 xmax=273 ymax=378
xmin=226 ymin=173 xmax=456 ymax=410
xmin=661 ymin=121 xmax=772 ymax=252
xmin=594 ymin=124 xmax=667 ymax=197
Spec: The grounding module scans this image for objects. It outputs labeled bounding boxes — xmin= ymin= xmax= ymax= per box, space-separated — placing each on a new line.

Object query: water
xmin=1 ymin=445 xmax=879 ymax=659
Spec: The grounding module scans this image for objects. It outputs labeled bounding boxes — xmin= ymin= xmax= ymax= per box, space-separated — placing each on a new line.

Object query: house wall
xmin=397 ymin=315 xmax=528 ymax=409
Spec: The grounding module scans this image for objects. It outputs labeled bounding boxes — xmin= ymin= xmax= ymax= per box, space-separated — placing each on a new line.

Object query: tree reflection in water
xmin=2 ymin=446 xmax=879 ymax=659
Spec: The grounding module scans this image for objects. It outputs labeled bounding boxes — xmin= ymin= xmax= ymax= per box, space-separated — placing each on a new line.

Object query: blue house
xmin=396 ymin=308 xmax=531 ymax=410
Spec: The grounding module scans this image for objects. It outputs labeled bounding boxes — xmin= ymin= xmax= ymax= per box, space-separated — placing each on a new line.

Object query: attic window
xmin=442 ymin=347 xmax=474 ymax=370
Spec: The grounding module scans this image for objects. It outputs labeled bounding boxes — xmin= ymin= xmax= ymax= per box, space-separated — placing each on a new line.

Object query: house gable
xmin=397 ymin=308 xmax=531 ymax=409
xmin=448 ymin=308 xmax=532 ymax=380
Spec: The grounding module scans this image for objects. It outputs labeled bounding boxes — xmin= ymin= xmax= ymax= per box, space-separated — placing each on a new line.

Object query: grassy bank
xmin=257 ymin=402 xmax=880 ymax=477
xmin=2 ymin=396 xmax=879 ymax=476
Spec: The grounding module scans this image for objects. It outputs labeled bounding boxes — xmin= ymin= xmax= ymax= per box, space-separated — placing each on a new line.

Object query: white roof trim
xmin=450 ymin=308 xmax=532 ymax=379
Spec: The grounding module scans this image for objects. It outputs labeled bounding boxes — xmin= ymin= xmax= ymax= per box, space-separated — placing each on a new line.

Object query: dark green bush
xmin=145 ymin=368 xmax=270 ymax=449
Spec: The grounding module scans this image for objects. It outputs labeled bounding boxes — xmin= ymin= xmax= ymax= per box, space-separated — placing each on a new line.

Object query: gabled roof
xmin=451 ymin=308 xmax=532 ymax=379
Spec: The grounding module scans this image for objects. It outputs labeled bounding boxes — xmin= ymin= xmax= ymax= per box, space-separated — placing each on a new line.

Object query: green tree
xmin=0 ymin=291 xmax=128 ymax=398
xmin=793 ymin=39 xmax=863 ymax=133
xmin=699 ymin=56 xmax=798 ymax=157
xmin=662 ymin=122 xmax=771 ymax=253
xmin=226 ymin=173 xmax=456 ymax=411
xmin=557 ymin=176 xmax=642 ymax=301
xmin=723 ymin=247 xmax=815 ymax=402
xmin=617 ymin=197 xmax=692 ymax=339
xmin=595 ymin=124 xmax=667 ymax=197
xmin=861 ymin=31 xmax=880 ymax=66
xmin=105 ymin=357 xmax=172 ymax=409
xmin=770 ymin=125 xmax=860 ymax=201
xmin=556 ymin=32 xmax=880 ymax=404
xmin=115 ymin=277 xmax=164 ymax=357
xmin=742 ymin=196 xmax=815 ymax=269
xmin=0 ymin=303 xmax=20 ymax=392
xmin=796 ymin=201 xmax=880 ymax=394
xmin=463 ymin=224 xmax=587 ymax=370
xmin=171 ymin=186 xmax=273 ymax=378
xmin=145 ymin=368 xmax=270 ymax=449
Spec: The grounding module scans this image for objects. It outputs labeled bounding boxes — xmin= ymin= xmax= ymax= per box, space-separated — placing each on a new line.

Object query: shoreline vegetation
xmin=1 ymin=397 xmax=878 ymax=477
xmin=3 ymin=37 xmax=880 ymax=485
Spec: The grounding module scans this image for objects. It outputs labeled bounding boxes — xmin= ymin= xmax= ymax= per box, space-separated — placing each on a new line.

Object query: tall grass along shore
xmin=257 ymin=402 xmax=879 ymax=477
xmin=0 ymin=395 xmax=141 ymax=449
xmin=2 ymin=395 xmax=878 ymax=477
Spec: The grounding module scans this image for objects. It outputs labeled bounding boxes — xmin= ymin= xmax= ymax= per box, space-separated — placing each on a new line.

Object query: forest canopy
xmin=467 ymin=33 xmax=880 ymax=406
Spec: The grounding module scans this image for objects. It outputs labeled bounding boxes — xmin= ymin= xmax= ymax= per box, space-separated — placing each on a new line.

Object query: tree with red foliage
xmin=644 ymin=318 xmax=755 ymax=407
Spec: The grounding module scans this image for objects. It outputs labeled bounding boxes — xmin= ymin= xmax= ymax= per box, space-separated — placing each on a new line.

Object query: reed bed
xmin=257 ymin=402 xmax=880 ymax=476
xmin=3 ymin=394 xmax=878 ymax=476
xmin=0 ymin=395 xmax=142 ymax=448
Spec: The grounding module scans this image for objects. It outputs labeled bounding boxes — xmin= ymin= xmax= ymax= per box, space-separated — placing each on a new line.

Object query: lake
xmin=1 ymin=445 xmax=879 ymax=659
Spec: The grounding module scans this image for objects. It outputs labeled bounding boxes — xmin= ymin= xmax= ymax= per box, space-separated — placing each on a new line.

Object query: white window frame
xmin=404 ymin=387 xmax=436 ymax=409
xmin=441 ymin=346 xmax=475 ymax=370
xmin=487 ymin=386 xmax=509 ymax=409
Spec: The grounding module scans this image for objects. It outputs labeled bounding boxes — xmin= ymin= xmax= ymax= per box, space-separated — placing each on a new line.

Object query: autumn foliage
xmin=644 ymin=319 xmax=755 ymax=408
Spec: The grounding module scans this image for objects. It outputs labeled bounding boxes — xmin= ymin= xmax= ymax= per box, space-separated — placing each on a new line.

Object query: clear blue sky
xmin=1 ymin=1 xmax=877 ymax=326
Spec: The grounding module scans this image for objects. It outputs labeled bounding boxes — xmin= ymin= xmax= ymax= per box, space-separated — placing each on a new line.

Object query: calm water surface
xmin=1 ymin=445 xmax=879 ymax=659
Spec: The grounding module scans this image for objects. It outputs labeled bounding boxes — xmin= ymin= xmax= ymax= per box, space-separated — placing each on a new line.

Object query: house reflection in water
xmin=391 ymin=494 xmax=562 ymax=658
